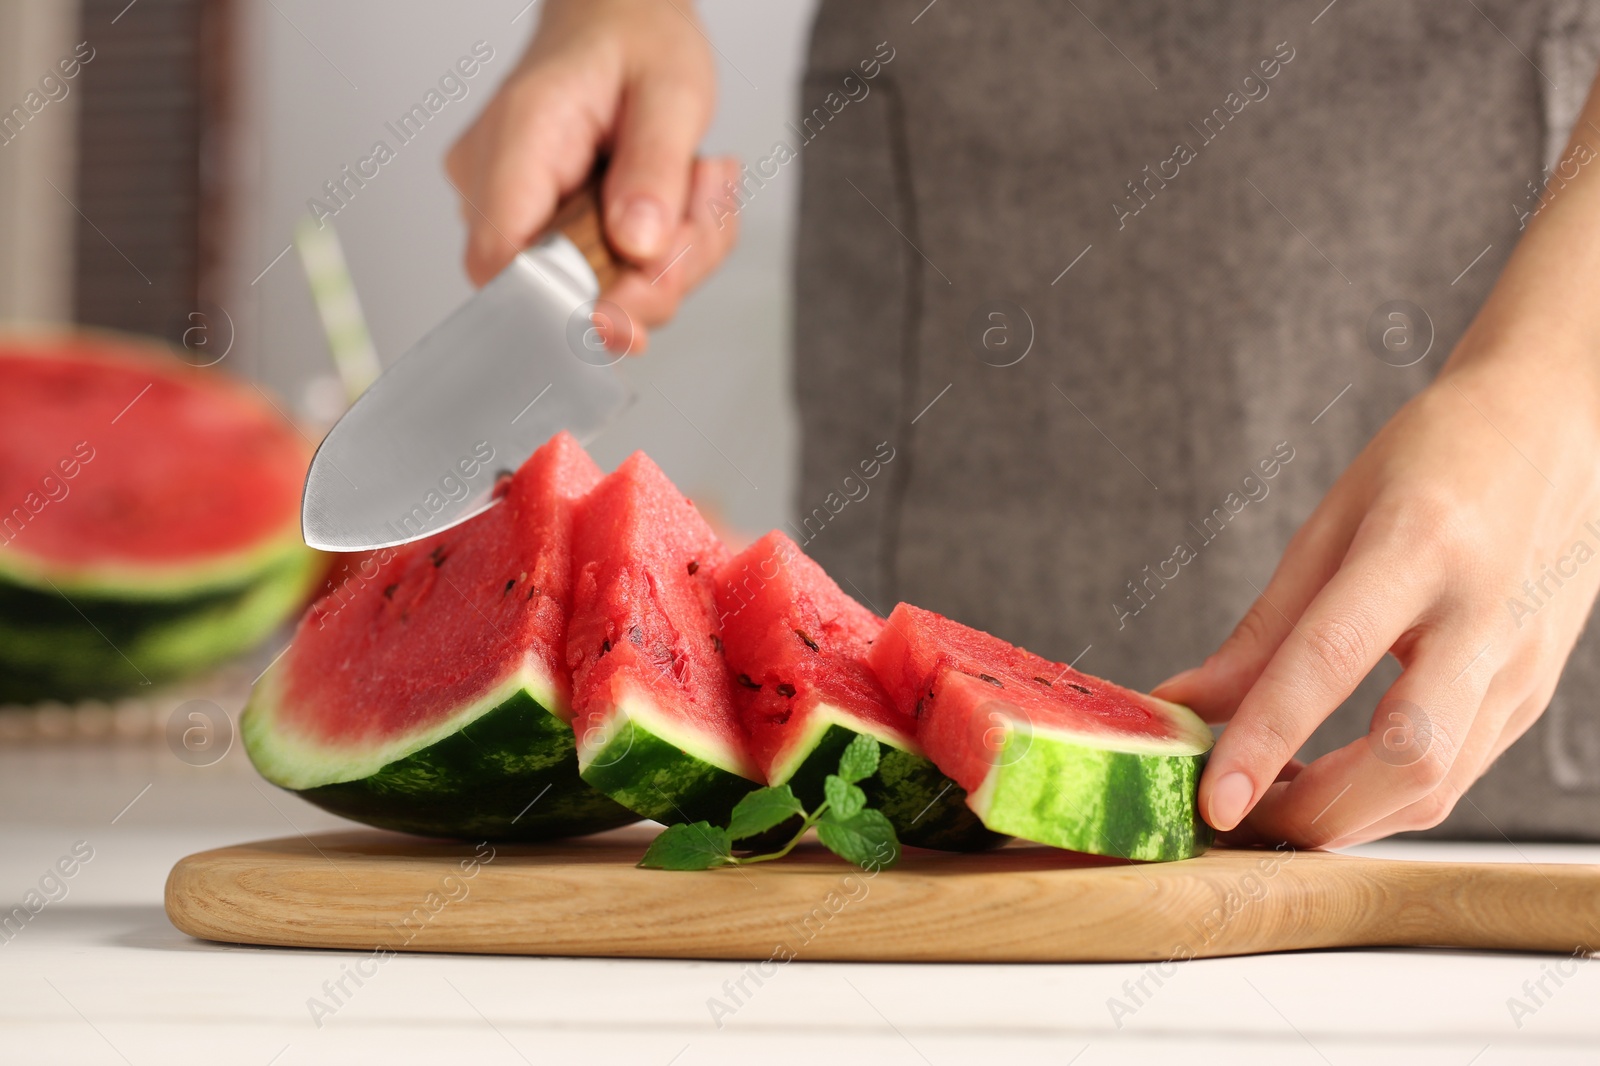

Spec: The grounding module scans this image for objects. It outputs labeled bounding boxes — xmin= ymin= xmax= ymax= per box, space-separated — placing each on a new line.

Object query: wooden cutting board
xmin=164 ymin=827 xmax=1600 ymax=962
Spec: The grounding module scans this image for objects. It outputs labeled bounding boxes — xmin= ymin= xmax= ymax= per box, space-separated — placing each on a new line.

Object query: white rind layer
xmin=574 ymin=678 xmax=761 ymax=781
xmin=765 ymin=699 xmax=918 ymax=785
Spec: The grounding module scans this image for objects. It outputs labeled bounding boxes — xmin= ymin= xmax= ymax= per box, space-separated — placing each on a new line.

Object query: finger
xmin=1237 ymin=627 xmax=1502 ymax=846
xmin=1208 ymin=758 xmax=1305 ymax=846
xmin=1153 ymin=497 xmax=1356 ymax=722
xmin=1275 ymin=756 xmax=1307 ymax=782
xmin=456 ymin=75 xmax=605 ymax=285
xmin=581 ymin=299 xmax=648 ymax=357
xmin=671 ymin=156 xmax=743 ymax=289
xmin=603 ymin=69 xmax=713 ymax=261
xmin=1320 ymin=666 xmax=1527 ymax=847
xmin=1481 ymin=684 xmax=1553 ymax=768
xmin=1215 ymin=783 xmax=1293 ymax=847
xmin=603 ymin=158 xmax=740 ymax=320
xmin=609 ymin=158 xmax=737 ymax=308
xmin=1454 ymin=668 xmax=1552 ymax=791
xmin=1200 ymin=547 xmax=1437 ymax=832
xmin=1341 ymin=630 xmax=1563 ymax=847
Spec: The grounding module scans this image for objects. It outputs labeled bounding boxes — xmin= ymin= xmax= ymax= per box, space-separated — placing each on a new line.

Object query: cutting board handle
xmin=549 ymin=172 xmax=622 ymax=293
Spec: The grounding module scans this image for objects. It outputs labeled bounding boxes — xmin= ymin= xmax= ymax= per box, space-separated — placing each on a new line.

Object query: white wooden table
xmin=2 ymin=741 xmax=1597 ymax=1065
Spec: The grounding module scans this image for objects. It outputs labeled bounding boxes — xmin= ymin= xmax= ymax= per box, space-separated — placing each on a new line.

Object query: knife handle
xmin=549 ymin=178 xmax=622 ymax=293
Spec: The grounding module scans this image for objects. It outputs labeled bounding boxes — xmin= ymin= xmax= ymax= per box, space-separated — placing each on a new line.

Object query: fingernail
xmin=1207 ymin=771 xmax=1254 ymax=831
xmin=611 ymin=196 xmax=666 ymax=258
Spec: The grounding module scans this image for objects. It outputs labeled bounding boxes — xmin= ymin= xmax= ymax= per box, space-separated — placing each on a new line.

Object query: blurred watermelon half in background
xmin=0 ymin=329 xmax=321 ymax=702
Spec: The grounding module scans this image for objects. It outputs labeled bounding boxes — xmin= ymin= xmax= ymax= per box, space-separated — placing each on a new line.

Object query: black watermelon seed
xmin=503 ymin=579 xmax=515 ymax=595
xmin=526 ymin=586 xmax=536 ymax=600
xmin=687 ymin=560 xmax=700 ymax=575
xmin=979 ymin=673 xmax=1003 ymax=687
xmin=601 ymin=638 xmax=611 ymax=654
xmin=1033 ymin=676 xmax=1053 ymax=687
xmin=914 ymin=697 xmax=925 ymax=718
xmin=737 ymin=673 xmax=761 ymax=690
xmin=1069 ymin=682 xmax=1092 ymax=694
xmin=383 ymin=583 xmax=398 ymax=599
xmin=430 ymin=547 xmax=447 ymax=567
xmin=776 ymin=683 xmax=796 ymax=698
xmin=795 ymin=629 xmax=820 ymax=652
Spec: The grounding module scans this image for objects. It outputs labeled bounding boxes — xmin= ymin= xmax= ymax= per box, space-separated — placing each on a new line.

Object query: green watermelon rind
xmin=2 ymin=571 xmax=262 ymax=631
xmin=772 ymin=709 xmax=1008 ymax=852
xmin=0 ymin=546 xmax=316 ymax=640
xmin=243 ymin=661 xmax=637 ymax=841
xmin=0 ymin=549 xmax=322 ymax=701
xmin=576 ymin=686 xmax=762 ymax=825
xmin=762 ymin=698 xmax=912 ymax=784
xmin=967 ymin=714 xmax=1214 ymax=863
xmin=293 ymin=689 xmax=638 ymax=842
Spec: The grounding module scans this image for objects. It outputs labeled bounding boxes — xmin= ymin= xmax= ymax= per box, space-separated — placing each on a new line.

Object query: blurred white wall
xmin=231 ymin=0 xmax=817 ymax=538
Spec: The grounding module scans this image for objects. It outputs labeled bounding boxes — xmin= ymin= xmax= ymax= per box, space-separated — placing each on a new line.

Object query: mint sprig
xmin=639 ymin=734 xmax=901 ymax=872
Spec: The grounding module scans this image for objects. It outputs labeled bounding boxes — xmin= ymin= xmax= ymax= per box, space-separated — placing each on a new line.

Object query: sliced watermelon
xmin=714 ymin=532 xmax=1004 ymax=851
xmin=869 ymin=604 xmax=1214 ymax=861
xmin=242 ymin=433 xmax=637 ymax=841
xmin=0 ymin=330 xmax=320 ymax=697
xmin=567 ymin=452 xmax=760 ymax=824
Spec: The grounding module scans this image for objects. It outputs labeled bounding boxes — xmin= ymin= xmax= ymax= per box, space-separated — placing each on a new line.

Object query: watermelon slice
xmin=567 ymin=452 xmax=760 ymax=824
xmin=869 ymin=604 xmax=1214 ymax=861
xmin=242 ymin=433 xmax=637 ymax=841
xmin=714 ymin=532 xmax=1004 ymax=851
xmin=0 ymin=330 xmax=320 ymax=698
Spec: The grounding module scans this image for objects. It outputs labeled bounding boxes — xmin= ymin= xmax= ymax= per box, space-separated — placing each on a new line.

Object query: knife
xmin=300 ymin=180 xmax=630 ymax=553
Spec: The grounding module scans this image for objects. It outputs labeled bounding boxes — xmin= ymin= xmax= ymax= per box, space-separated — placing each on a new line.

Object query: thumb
xmin=603 ymin=70 xmax=713 ymax=262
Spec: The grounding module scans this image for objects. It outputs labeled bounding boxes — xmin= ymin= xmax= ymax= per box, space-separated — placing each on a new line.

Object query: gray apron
xmin=793 ymin=0 xmax=1600 ymax=838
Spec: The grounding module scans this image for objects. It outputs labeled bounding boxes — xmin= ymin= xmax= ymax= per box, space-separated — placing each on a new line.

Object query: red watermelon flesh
xmin=0 ymin=332 xmax=307 ymax=589
xmin=271 ymin=432 xmax=600 ymax=754
xmin=869 ymin=603 xmax=1197 ymax=794
xmin=714 ymin=530 xmax=910 ymax=779
xmin=567 ymin=452 xmax=757 ymax=786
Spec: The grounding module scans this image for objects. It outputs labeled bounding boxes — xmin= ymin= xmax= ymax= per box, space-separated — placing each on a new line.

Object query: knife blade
xmin=301 ymin=183 xmax=630 ymax=553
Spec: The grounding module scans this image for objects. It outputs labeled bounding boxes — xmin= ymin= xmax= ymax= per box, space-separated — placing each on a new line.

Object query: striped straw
xmin=294 ymin=215 xmax=382 ymax=402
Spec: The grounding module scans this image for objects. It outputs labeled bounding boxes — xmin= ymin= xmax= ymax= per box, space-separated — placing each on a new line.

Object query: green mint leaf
xmin=638 ymin=822 xmax=733 ymax=870
xmin=822 ymin=774 xmax=867 ymax=820
xmin=726 ymin=785 xmax=805 ymax=842
xmin=816 ymin=808 xmax=901 ymax=871
xmin=837 ymin=733 xmax=880 ymax=784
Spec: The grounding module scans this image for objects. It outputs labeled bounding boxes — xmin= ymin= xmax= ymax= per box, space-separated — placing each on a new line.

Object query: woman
xmin=446 ymin=0 xmax=1600 ymax=847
